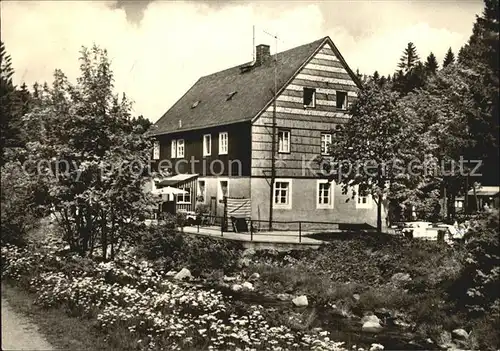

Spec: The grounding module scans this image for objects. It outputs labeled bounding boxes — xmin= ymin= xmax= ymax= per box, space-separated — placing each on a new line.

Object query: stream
xmin=187 ymin=280 xmax=436 ymax=351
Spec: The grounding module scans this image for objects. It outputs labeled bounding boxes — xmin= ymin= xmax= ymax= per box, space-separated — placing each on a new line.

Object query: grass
xmin=1 ymin=282 xmax=134 ymax=351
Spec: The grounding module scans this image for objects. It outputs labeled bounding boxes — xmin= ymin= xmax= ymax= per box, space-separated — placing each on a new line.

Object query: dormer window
xmin=303 ymin=88 xmax=316 ymax=108
xmin=226 ymin=91 xmax=238 ymax=101
xmin=191 ymin=100 xmax=200 ymax=109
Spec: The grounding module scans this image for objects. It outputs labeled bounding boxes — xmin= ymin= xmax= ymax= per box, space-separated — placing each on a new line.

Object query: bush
xmin=451 ymin=210 xmax=500 ymax=315
xmin=1 ymin=162 xmax=39 ymax=246
xmin=136 ymin=217 xmax=244 ymax=275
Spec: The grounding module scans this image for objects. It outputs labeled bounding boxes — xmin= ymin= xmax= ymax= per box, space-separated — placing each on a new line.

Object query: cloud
xmin=1 ymin=0 xmax=482 ymax=122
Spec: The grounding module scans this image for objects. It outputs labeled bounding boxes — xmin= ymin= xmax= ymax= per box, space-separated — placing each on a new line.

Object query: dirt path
xmin=1 ymin=297 xmax=54 ymax=350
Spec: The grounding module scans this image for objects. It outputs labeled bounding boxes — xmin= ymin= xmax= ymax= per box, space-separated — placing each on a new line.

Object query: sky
xmin=1 ymin=0 xmax=484 ymax=122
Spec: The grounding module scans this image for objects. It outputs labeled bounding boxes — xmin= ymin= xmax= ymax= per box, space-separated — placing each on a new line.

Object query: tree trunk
xmin=473 ymin=185 xmax=479 ymax=212
xmin=376 ymin=194 xmax=383 ymax=233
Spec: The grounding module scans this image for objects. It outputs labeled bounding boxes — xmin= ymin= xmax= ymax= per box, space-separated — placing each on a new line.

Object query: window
xmin=273 ymin=179 xmax=292 ymax=209
xmin=197 ymin=180 xmax=206 ymax=203
xmin=303 ymin=88 xmax=316 ymax=108
xmin=177 ymin=187 xmax=191 ymax=204
xmin=171 ymin=140 xmax=177 ymax=158
xmin=203 ymin=134 xmax=211 ymax=156
xmin=336 ymin=91 xmax=348 ymax=110
xmin=153 ymin=140 xmax=160 ymax=160
xmin=170 ymin=139 xmax=184 ymax=158
xmin=278 ymin=129 xmax=290 ymax=153
xmin=218 ymin=179 xmax=229 ymax=201
xmin=176 ymin=139 xmax=185 ymax=158
xmin=321 ymin=133 xmax=332 ymax=155
xmin=356 ymin=184 xmax=372 ymax=208
xmin=219 ymin=132 xmax=228 ymax=155
xmin=317 ymin=180 xmax=334 ymax=209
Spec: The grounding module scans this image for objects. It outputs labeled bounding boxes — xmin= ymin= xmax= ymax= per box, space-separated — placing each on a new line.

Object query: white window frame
xmin=320 ymin=133 xmax=332 ymax=155
xmin=219 ymin=132 xmax=228 ymax=155
xmin=176 ymin=139 xmax=185 ymax=158
xmin=177 ymin=186 xmax=191 ymax=204
xmin=203 ymin=134 xmax=211 ymax=157
xmin=171 ymin=140 xmax=177 ymax=158
xmin=317 ymin=179 xmax=334 ymax=209
xmin=217 ymin=178 xmax=229 ymax=201
xmin=278 ymin=129 xmax=290 ymax=153
xmin=273 ymin=178 xmax=292 ymax=209
xmin=355 ymin=184 xmax=373 ymax=209
xmin=197 ymin=179 xmax=207 ymax=203
xmin=153 ymin=140 xmax=160 ymax=160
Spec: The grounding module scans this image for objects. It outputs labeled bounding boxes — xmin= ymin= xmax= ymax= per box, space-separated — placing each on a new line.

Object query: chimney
xmin=255 ymin=44 xmax=271 ymax=65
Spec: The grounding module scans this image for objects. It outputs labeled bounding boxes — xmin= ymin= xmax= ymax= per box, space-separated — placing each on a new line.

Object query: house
xmin=148 ymin=36 xmax=386 ymax=229
xmin=455 ymin=185 xmax=500 ymax=213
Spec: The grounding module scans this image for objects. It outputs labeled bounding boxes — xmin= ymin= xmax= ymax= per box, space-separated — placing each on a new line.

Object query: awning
xmin=467 ymin=186 xmax=500 ymax=196
xmin=152 ymin=186 xmax=188 ymax=196
xmin=157 ymin=173 xmax=199 ymax=187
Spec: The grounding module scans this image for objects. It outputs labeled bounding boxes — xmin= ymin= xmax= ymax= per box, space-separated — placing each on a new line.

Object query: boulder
xmin=369 ymin=343 xmax=384 ymax=351
xmin=353 ymin=293 xmax=360 ymax=301
xmin=223 ymin=275 xmax=237 ymax=282
xmin=165 ymin=270 xmax=177 ymax=277
xmin=362 ymin=321 xmax=383 ymax=333
xmin=242 ymin=281 xmax=254 ymax=291
xmin=361 ymin=314 xmax=380 ymax=325
xmin=292 ymin=295 xmax=308 ymax=307
xmin=173 ymin=268 xmax=192 ymax=280
xmin=249 ymin=272 xmax=260 ymax=281
xmin=452 ymin=329 xmax=469 ymax=340
xmin=231 ymin=284 xmax=243 ymax=292
xmin=277 ymin=293 xmax=291 ymax=301
xmin=390 ymin=272 xmax=412 ymax=285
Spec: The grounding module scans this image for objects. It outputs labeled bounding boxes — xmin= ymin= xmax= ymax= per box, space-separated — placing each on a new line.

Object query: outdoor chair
xmin=230 ymin=216 xmax=249 ymax=233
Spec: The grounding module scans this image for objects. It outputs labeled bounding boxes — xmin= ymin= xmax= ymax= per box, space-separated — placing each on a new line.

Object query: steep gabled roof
xmin=150 ymin=36 xmax=360 ymax=136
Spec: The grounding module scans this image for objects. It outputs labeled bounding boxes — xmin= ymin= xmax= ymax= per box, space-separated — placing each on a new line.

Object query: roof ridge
xmin=199 ymin=36 xmax=328 ymax=80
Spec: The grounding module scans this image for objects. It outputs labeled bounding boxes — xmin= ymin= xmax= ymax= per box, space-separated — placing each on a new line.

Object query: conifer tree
xmin=425 ymin=52 xmax=439 ymax=74
xmin=443 ymin=47 xmax=455 ymax=67
xmin=398 ymin=42 xmax=420 ymax=72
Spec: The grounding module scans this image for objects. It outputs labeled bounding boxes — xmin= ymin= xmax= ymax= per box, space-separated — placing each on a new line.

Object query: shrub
xmin=451 ymin=210 xmax=500 ymax=315
xmin=1 ymin=162 xmax=39 ymax=246
xmin=136 ymin=218 xmax=244 ymax=275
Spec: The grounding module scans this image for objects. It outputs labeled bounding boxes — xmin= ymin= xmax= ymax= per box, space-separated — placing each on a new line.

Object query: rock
xmin=369 ymin=343 xmax=384 ymax=351
xmin=353 ymin=293 xmax=360 ymax=301
xmin=452 ymin=329 xmax=469 ymax=340
xmin=292 ymin=295 xmax=308 ymax=307
xmin=165 ymin=270 xmax=177 ymax=277
xmin=241 ymin=281 xmax=254 ymax=291
xmin=223 ymin=275 xmax=237 ymax=282
xmin=361 ymin=314 xmax=380 ymax=325
xmin=391 ymin=272 xmax=412 ymax=285
xmin=277 ymin=293 xmax=291 ymax=301
xmin=362 ymin=321 xmax=383 ymax=333
xmin=173 ymin=268 xmax=192 ymax=280
xmin=231 ymin=284 xmax=243 ymax=292
xmin=249 ymin=272 xmax=260 ymax=281
xmin=393 ymin=319 xmax=411 ymax=328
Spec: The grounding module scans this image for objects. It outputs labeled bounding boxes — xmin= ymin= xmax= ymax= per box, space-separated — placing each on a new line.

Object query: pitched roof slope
xmin=151 ymin=36 xmax=350 ymax=136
